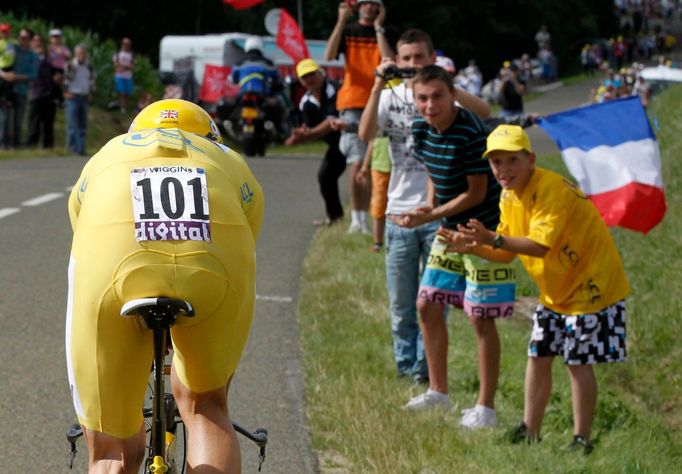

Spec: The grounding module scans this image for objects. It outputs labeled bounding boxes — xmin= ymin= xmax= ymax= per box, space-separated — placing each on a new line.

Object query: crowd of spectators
xmin=589 ymin=61 xmax=659 ymax=106
xmin=0 ymin=23 xmax=134 ymax=154
xmin=278 ymin=0 xmax=679 ymax=449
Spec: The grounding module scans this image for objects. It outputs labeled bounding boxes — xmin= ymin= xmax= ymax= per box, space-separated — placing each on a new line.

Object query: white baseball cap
xmin=49 ymin=28 xmax=63 ymax=37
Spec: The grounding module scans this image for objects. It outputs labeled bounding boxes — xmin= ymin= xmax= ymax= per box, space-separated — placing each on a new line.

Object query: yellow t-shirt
xmin=497 ymin=168 xmax=629 ymax=314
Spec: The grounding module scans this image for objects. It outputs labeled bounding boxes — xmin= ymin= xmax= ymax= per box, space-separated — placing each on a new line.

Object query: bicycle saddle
xmin=121 ymin=297 xmax=195 ymax=329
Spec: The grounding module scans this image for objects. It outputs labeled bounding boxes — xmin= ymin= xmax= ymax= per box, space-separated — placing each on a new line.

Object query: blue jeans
xmin=385 ymin=219 xmax=439 ymax=379
xmin=7 ymin=93 xmax=27 ymax=148
xmin=65 ymin=94 xmax=88 ymax=155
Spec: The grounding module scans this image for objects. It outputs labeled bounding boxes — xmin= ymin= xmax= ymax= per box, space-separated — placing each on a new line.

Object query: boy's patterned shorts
xmin=417 ymin=236 xmax=516 ymax=318
xmin=528 ymin=300 xmax=627 ymax=365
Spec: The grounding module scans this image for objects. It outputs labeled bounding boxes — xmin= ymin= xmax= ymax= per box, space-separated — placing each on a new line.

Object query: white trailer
xmin=159 ymin=33 xmax=344 ymax=84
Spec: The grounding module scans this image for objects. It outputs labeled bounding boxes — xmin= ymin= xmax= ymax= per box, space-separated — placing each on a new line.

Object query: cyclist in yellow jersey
xmin=66 ymin=99 xmax=263 ymax=472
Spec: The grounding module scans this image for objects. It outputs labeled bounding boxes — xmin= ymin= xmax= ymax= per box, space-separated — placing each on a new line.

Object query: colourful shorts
xmin=66 ymin=232 xmax=256 ymax=439
xmin=417 ymin=236 xmax=516 ymax=318
xmin=528 ymin=300 xmax=627 ymax=365
xmin=370 ymin=170 xmax=390 ymax=219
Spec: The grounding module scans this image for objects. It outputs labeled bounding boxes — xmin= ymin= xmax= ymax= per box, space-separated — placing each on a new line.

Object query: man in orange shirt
xmin=325 ymin=0 xmax=392 ymax=233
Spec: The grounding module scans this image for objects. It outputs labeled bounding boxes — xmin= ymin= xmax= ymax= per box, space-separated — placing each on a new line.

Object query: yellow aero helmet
xmin=129 ymin=99 xmax=223 ymax=144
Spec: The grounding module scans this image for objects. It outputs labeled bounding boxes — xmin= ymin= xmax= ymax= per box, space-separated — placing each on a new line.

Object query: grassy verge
xmin=298 ymin=86 xmax=682 ymax=472
xmin=0 ymin=106 xmax=128 ymax=160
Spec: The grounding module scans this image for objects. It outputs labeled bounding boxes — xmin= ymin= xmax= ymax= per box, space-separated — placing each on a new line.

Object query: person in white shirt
xmin=64 ymin=43 xmax=95 ymax=155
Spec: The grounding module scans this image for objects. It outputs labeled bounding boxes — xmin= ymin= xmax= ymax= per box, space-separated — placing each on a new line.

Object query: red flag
xmin=199 ymin=64 xmax=231 ymax=103
xmin=276 ymin=9 xmax=310 ymax=64
xmin=223 ymin=0 xmax=264 ymax=9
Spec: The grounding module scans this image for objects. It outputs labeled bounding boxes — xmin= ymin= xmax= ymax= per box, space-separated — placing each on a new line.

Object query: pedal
xmin=255 ymin=428 xmax=267 ymax=471
xmin=66 ymin=423 xmax=83 ymax=469
xmin=258 ymin=446 xmax=266 ymax=472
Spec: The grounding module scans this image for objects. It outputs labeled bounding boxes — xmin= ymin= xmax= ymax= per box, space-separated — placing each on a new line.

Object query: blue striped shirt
xmin=412 ymin=108 xmax=501 ymax=230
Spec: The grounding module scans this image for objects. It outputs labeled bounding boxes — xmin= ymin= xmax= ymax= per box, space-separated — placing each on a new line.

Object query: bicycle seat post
xmin=120 ymin=297 xmax=194 ymax=470
xmin=151 ymin=323 xmax=168 ymax=461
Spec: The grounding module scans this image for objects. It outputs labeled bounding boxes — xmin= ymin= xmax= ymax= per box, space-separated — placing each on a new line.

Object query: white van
xmin=159 ymin=33 xmax=344 ymax=85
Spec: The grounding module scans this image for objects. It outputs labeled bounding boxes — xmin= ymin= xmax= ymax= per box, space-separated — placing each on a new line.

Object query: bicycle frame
xmin=148 ymin=318 xmax=173 ymax=472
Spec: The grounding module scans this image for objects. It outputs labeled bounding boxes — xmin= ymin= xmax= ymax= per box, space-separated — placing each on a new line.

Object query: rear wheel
xmin=243 ymin=136 xmax=257 ymax=156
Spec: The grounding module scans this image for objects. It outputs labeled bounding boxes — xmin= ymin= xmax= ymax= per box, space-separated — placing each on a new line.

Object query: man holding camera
xmin=325 ymin=0 xmax=392 ymax=233
xmin=498 ymin=61 xmax=526 ymax=117
xmin=359 ymin=29 xmax=490 ymax=388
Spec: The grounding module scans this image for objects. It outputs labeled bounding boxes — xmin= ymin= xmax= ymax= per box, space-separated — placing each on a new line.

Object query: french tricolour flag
xmin=538 ymin=96 xmax=666 ymax=234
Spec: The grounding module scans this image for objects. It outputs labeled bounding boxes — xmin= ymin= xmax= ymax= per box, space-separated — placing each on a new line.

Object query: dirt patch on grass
xmin=318 ymin=450 xmax=352 ymax=474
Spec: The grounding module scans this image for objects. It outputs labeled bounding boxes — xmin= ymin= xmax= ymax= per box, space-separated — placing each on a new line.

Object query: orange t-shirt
xmin=336 ymin=22 xmax=381 ymax=110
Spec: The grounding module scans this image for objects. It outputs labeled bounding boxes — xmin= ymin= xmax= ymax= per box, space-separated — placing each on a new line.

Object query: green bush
xmin=0 ymin=11 xmax=163 ymax=108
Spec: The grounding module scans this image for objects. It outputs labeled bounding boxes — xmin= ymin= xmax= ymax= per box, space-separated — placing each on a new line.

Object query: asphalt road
xmin=0 ymin=153 xmax=324 ymax=473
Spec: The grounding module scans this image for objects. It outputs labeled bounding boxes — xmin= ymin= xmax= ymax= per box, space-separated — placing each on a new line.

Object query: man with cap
xmin=444 ymin=124 xmax=629 ymax=454
xmin=0 ymin=23 xmax=16 ymax=148
xmin=325 ymin=0 xmax=393 ymax=234
xmin=0 ymin=23 xmax=15 ymax=70
xmin=1 ymin=27 xmax=39 ymax=148
xmin=286 ymin=59 xmax=347 ymax=226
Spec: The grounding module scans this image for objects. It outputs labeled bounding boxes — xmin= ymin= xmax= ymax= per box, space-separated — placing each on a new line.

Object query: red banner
xmin=276 ymin=9 xmax=310 ymax=64
xmin=199 ymin=64 xmax=231 ymax=103
xmin=223 ymin=0 xmax=264 ymax=9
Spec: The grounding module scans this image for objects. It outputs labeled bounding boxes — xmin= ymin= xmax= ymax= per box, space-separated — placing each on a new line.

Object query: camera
xmin=377 ymin=65 xmax=417 ymax=81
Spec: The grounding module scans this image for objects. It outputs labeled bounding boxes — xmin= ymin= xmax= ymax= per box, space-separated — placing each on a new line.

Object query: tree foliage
xmin=2 ymin=0 xmax=618 ymax=79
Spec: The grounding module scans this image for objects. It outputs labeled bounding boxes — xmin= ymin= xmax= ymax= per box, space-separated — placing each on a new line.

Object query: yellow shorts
xmin=66 ymin=230 xmax=255 ymax=439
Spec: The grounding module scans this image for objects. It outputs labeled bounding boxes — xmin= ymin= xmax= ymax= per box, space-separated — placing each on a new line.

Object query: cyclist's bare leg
xmin=172 ymin=369 xmax=241 ymax=474
xmin=83 ymin=424 xmax=145 ymax=474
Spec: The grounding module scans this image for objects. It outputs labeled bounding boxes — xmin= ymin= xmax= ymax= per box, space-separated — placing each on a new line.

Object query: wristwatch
xmin=492 ymin=234 xmax=505 ymax=249
xmin=375 ymin=26 xmax=386 ymax=35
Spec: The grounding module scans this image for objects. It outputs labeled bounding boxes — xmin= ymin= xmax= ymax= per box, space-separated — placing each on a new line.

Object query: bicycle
xmin=66 ymin=297 xmax=268 ymax=473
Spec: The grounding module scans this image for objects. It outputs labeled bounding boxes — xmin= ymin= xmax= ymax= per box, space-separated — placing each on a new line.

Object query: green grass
xmin=298 ymin=86 xmax=682 ymax=472
xmin=270 ymin=140 xmax=327 ymax=156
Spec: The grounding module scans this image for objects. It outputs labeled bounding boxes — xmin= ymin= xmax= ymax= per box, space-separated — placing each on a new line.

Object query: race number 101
xmin=130 ymin=167 xmax=211 ymax=242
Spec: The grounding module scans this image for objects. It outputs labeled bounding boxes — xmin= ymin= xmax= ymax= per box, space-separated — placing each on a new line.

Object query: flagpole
xmin=298 ymin=0 xmax=304 ymax=33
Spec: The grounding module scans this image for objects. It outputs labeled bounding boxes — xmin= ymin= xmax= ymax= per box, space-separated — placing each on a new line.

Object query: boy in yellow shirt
xmin=440 ymin=125 xmax=629 ymax=454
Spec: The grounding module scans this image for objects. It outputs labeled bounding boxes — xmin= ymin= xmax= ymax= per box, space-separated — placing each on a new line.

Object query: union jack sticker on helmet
xmin=160 ymin=110 xmax=179 ymax=119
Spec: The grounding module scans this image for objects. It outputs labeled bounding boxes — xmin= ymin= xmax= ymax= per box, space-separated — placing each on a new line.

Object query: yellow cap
xmin=296 ymin=58 xmax=320 ymax=78
xmin=483 ymin=125 xmax=532 ymax=157
xmin=503 ymin=60 xmax=511 ymax=68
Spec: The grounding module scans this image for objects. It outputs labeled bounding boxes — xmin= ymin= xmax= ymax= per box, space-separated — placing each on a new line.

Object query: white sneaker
xmin=402 ymin=391 xmax=452 ymax=411
xmin=347 ymin=222 xmax=362 ymax=234
xmin=459 ymin=405 xmax=497 ymax=429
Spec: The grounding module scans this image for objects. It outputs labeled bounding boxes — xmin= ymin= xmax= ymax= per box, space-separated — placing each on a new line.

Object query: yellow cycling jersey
xmin=69 ymin=127 xmax=262 ymax=243
xmin=497 ymin=167 xmax=629 ymax=314
xmin=66 ymin=128 xmax=264 ymax=438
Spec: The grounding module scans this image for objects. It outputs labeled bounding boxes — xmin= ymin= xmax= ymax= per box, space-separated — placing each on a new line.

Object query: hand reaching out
xmin=456 ymin=219 xmax=495 ymax=247
xmin=329 ymin=118 xmax=347 ymax=131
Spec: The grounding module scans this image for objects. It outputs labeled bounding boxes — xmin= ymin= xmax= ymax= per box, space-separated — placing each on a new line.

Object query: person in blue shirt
xmin=2 ymin=28 xmax=39 ymax=148
xmin=230 ymin=36 xmax=286 ymax=139
xmin=231 ymin=36 xmax=282 ymax=99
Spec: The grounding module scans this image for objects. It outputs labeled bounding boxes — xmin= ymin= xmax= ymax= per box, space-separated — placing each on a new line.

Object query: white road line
xmin=21 ymin=192 xmax=64 ymax=207
xmin=256 ymin=294 xmax=294 ymax=303
xmin=0 ymin=208 xmax=21 ymax=219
